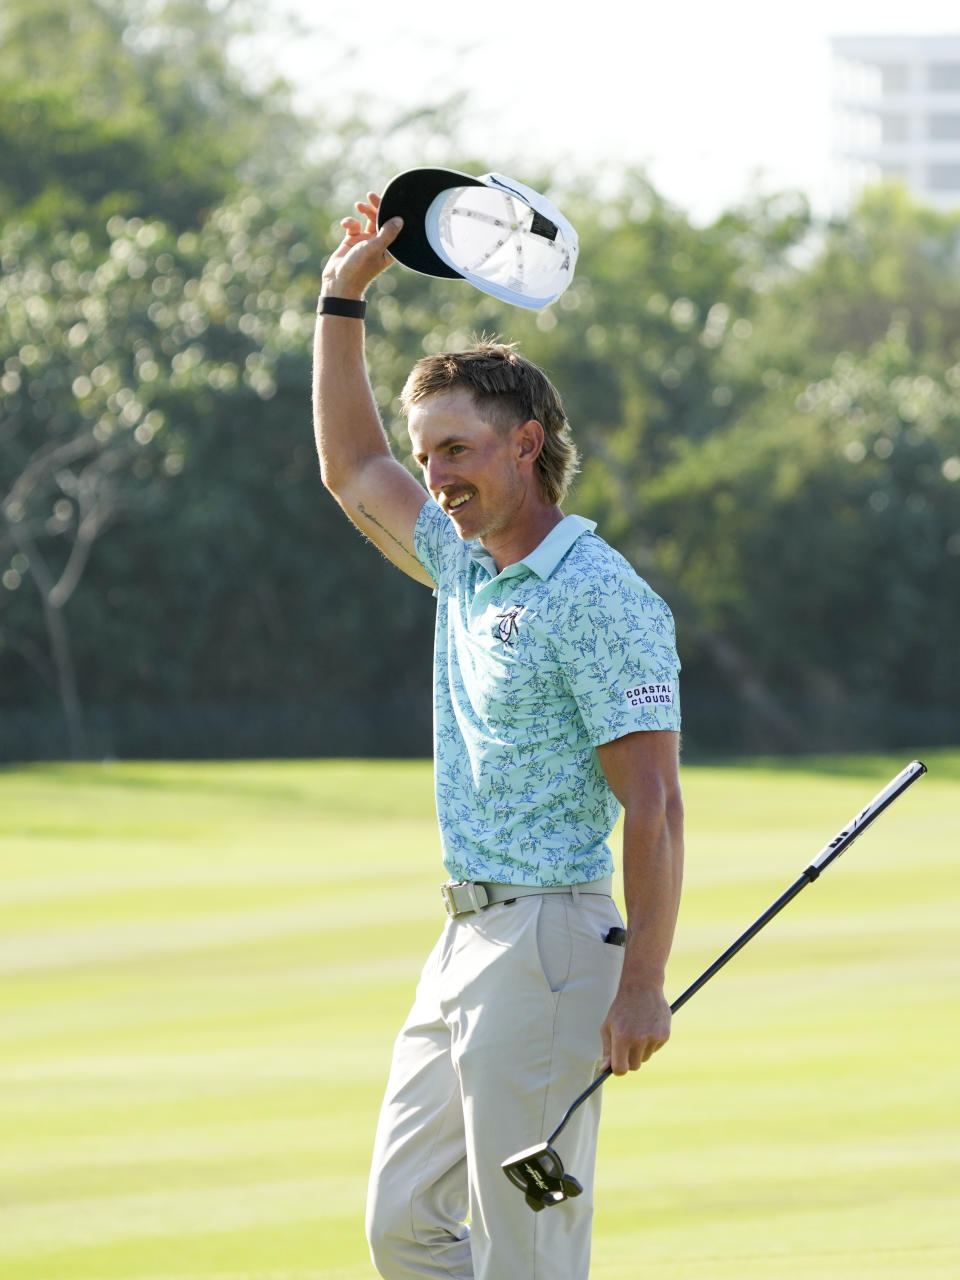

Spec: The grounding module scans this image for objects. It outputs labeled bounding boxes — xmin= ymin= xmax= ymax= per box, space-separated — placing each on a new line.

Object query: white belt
xmin=441 ymin=876 xmax=613 ymax=919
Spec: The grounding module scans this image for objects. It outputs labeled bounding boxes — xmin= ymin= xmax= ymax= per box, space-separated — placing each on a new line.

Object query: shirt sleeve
xmin=551 ymin=559 xmax=682 ymax=746
xmin=413 ymin=498 xmax=453 ymax=588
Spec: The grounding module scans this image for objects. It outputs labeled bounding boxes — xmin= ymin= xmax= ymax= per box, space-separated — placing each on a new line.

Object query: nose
xmin=423 ymin=455 xmax=449 ymax=494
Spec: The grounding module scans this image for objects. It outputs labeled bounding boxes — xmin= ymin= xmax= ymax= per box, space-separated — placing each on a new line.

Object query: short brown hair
xmin=400 ymin=342 xmax=580 ymax=505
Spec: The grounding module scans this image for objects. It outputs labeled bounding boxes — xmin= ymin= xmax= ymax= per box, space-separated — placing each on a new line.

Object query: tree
xmin=0 ymin=188 xmax=442 ymax=759
xmin=3 ymin=37 xmax=958 ymax=762
xmin=0 ymin=0 xmax=307 ymax=234
xmin=631 ymin=311 xmax=960 ymax=752
xmin=0 ymin=215 xmax=216 ymax=753
xmin=788 ymin=183 xmax=960 ymax=363
xmin=0 ymin=0 xmax=363 ymax=759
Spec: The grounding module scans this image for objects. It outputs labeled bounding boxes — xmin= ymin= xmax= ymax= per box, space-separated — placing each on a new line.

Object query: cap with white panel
xmin=376 ymin=168 xmax=578 ymax=311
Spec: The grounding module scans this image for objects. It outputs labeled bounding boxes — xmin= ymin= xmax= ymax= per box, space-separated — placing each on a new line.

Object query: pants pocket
xmin=535 ymin=896 xmax=573 ymax=993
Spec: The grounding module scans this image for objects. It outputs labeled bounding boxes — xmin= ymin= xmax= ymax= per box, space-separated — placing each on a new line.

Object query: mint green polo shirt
xmin=414 ymin=500 xmax=681 ymax=886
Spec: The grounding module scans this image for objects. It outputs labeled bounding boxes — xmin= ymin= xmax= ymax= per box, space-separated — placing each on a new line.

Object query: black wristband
xmin=317 ymin=295 xmax=366 ymax=319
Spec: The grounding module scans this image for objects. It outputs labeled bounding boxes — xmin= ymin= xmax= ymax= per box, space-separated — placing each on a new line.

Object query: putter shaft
xmin=544 ymin=760 xmax=927 ymax=1147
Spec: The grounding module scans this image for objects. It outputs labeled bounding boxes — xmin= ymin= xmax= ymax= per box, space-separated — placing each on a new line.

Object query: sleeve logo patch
xmin=624 ymin=681 xmax=674 ymax=708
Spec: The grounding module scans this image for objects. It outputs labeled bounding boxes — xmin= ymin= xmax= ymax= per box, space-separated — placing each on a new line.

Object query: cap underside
xmin=377 ymin=168 xmax=484 ymax=278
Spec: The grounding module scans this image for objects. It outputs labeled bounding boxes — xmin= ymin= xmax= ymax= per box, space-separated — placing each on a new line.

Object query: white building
xmin=833 ymin=34 xmax=960 ymax=210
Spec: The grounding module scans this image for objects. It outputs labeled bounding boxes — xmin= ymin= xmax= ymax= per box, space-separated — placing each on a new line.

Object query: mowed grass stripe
xmin=0 ymin=754 xmax=956 ymax=1279
xmin=0 ymin=1175 xmax=363 ymax=1250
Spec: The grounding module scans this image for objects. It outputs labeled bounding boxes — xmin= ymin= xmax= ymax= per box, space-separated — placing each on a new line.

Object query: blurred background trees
xmin=1 ymin=0 xmax=958 ymax=761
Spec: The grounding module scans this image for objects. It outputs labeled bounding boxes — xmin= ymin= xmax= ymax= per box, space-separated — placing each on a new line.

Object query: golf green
xmin=2 ymin=753 xmax=957 ymax=1278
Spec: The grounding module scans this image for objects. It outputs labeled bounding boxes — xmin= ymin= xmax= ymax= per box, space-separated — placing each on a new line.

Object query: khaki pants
xmin=365 ymin=890 xmax=625 ymax=1280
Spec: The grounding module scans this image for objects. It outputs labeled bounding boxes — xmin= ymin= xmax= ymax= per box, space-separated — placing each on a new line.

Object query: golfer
xmin=313 ymin=193 xmax=684 ymax=1280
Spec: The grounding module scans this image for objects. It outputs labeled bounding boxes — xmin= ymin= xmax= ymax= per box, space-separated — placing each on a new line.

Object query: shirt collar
xmin=469 ymin=515 xmax=596 ymax=582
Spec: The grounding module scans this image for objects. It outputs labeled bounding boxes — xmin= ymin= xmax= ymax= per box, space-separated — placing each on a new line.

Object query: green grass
xmin=1 ymin=752 xmax=958 ymax=1279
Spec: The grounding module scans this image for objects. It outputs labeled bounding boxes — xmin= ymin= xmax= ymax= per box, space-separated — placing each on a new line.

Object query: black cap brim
xmin=377 ymin=168 xmax=485 ymax=279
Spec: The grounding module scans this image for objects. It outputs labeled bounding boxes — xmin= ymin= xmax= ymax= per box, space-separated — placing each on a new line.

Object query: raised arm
xmin=313 ymin=193 xmax=434 ymax=586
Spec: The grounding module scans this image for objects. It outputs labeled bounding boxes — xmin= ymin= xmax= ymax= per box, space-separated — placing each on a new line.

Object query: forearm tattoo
xmin=357 ymin=502 xmax=420 ymax=566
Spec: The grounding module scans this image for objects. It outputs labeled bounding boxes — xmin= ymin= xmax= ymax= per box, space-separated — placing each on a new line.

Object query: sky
xmin=259 ymin=0 xmax=960 ymax=222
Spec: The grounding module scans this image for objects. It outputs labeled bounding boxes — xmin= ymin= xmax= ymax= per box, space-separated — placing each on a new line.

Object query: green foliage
xmin=0 ymin=4 xmax=958 ymax=759
xmin=0 ymin=190 xmax=436 ymax=757
xmin=647 ymin=345 xmax=958 ymax=734
xmin=793 ymin=183 xmax=960 ymax=361
xmin=0 ymin=0 xmax=306 ymax=234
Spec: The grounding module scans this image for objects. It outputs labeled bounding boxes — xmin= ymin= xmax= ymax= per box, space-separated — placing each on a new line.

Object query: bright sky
xmin=262 ymin=0 xmax=960 ymax=222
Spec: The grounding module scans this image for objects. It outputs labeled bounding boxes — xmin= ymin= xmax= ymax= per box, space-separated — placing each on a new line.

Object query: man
xmin=313 ymin=192 xmax=684 ymax=1280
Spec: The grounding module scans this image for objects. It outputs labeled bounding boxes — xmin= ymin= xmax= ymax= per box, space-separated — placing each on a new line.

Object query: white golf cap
xmin=377 ymin=168 xmax=578 ymax=311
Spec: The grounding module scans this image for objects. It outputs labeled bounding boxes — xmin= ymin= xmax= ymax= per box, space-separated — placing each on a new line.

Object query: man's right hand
xmin=321 ymin=192 xmax=404 ymax=300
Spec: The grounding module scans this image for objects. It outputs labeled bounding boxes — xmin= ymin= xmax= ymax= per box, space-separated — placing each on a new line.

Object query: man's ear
xmin=516 ymin=419 xmax=545 ymax=465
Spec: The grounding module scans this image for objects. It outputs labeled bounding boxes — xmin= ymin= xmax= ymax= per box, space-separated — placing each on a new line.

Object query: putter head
xmin=501 ymin=1142 xmax=583 ymax=1212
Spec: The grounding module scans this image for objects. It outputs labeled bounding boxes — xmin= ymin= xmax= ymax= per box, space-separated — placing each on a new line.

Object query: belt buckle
xmin=441 ymin=880 xmax=489 ymax=918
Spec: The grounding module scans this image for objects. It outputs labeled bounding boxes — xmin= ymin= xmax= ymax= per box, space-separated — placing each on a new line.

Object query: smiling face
xmin=408 ymin=388 xmax=543 ymax=547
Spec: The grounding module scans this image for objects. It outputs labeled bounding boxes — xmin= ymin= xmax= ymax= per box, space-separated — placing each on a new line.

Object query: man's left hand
xmin=600 ymin=983 xmax=672 ymax=1075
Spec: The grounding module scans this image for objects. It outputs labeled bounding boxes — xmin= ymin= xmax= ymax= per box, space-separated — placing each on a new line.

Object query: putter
xmin=502 ymin=760 xmax=927 ymax=1211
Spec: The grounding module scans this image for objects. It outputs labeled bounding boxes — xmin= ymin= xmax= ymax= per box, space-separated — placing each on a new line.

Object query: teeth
xmin=448 ymin=494 xmax=472 ymax=510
